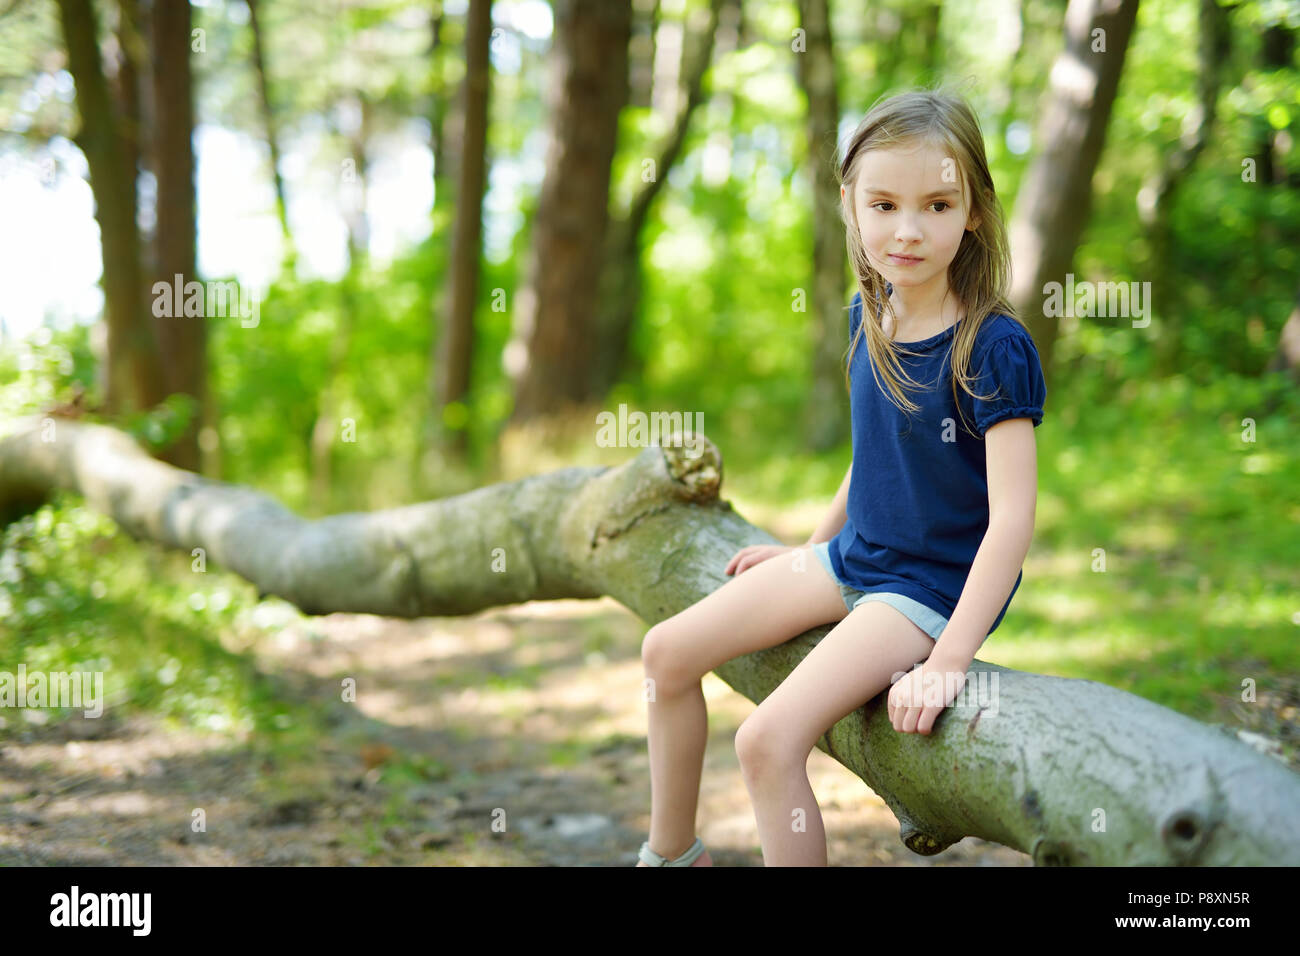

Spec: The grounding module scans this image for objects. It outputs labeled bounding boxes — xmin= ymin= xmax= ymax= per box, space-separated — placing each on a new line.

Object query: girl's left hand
xmin=887 ymin=664 xmax=967 ymax=735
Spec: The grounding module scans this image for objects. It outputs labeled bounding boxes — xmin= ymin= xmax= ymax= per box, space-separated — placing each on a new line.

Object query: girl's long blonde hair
xmin=839 ymin=87 xmax=1023 ymax=438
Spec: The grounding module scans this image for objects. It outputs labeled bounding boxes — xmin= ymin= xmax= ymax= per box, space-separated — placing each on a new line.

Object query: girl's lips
xmin=888 ymin=254 xmax=923 ymax=265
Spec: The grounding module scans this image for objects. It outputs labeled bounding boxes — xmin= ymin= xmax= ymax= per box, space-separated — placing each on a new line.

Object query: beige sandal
xmin=637 ymin=836 xmax=707 ymax=866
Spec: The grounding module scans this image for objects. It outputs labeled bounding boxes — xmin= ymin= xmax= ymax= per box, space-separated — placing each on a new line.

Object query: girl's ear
xmin=967 ymin=187 xmax=991 ymax=231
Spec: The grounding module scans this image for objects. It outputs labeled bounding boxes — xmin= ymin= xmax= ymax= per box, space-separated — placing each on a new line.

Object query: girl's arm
xmin=804 ymin=462 xmax=853 ymax=546
xmin=928 ymin=418 xmax=1038 ymax=672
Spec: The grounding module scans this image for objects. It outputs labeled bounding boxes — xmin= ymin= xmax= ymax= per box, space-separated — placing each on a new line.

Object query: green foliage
xmin=0 ymin=324 xmax=95 ymax=427
xmin=207 ymin=238 xmax=519 ymax=514
xmin=0 ymin=493 xmax=324 ymax=749
xmin=1005 ymin=371 xmax=1300 ymax=725
xmin=1068 ymin=0 xmax=1300 ymax=379
xmin=121 ymin=392 xmax=200 ymax=451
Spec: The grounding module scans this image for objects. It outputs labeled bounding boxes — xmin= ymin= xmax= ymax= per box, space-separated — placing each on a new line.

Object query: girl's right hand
xmin=724 ymin=544 xmax=796 ymax=576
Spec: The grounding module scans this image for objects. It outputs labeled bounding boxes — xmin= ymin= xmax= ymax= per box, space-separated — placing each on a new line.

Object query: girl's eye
xmin=869 ymin=201 xmax=951 ymax=212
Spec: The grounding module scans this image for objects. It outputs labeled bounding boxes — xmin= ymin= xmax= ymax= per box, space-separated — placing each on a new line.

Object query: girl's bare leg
xmin=637 ymin=547 xmax=849 ymax=865
xmin=641 ymin=677 xmax=711 ymax=865
xmin=734 ymin=600 xmax=939 ymax=866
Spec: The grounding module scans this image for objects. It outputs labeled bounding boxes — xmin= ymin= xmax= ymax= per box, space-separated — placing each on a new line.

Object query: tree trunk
xmin=506 ymin=0 xmax=632 ymax=424
xmin=588 ymin=0 xmax=725 ymax=403
xmin=796 ymin=0 xmax=850 ymax=454
xmin=995 ymin=0 xmax=1027 ymax=149
xmin=417 ymin=2 xmax=453 ymax=499
xmin=1143 ymin=0 xmax=1231 ymax=377
xmin=55 ymin=0 xmax=167 ymax=417
xmin=1255 ymin=24 xmax=1295 ymax=187
xmin=3 ymin=416 xmax=1298 ymax=866
xmin=341 ymin=94 xmax=372 ymax=266
xmin=309 ymin=97 xmax=370 ymax=513
xmin=245 ymin=0 xmax=295 ymax=273
xmin=113 ymin=0 xmax=159 ymax=326
xmin=843 ymin=2 xmax=942 ymax=123
xmin=113 ymin=0 xmax=147 ymax=255
xmin=649 ymin=0 xmax=681 ymax=119
xmin=1007 ymin=0 xmax=1141 ymax=389
xmin=150 ymin=0 xmax=205 ymax=475
xmin=866 ymin=7 xmax=904 ymax=112
xmin=429 ymin=1 xmax=451 ymax=229
xmin=628 ymin=0 xmax=660 ymax=109
xmin=916 ymin=0 xmax=943 ymax=85
xmin=428 ymin=0 xmax=492 ymax=468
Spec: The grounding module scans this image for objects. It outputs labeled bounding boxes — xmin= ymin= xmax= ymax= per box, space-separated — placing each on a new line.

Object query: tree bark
xmin=429 ymin=1 xmax=452 ymax=228
xmin=507 ymin=0 xmax=632 ymax=424
xmin=628 ymin=0 xmax=659 ymax=109
xmin=588 ymin=0 xmax=725 ymax=403
xmin=341 ymin=94 xmax=372 ymax=266
xmin=995 ymin=0 xmax=1027 ymax=149
xmin=3 ymin=416 xmax=1298 ymax=865
xmin=55 ymin=0 xmax=167 ymax=417
xmin=862 ymin=2 xmax=936 ymax=113
xmin=113 ymin=0 xmax=147 ymax=255
xmin=1255 ymin=24 xmax=1295 ymax=187
xmin=309 ymin=97 xmax=370 ymax=512
xmin=916 ymin=0 xmax=943 ymax=85
xmin=150 ymin=0 xmax=205 ymax=475
xmin=796 ymin=0 xmax=850 ymax=454
xmin=1143 ymin=0 xmax=1231 ymax=377
xmin=428 ymin=0 xmax=492 ymax=465
xmin=245 ymin=0 xmax=295 ymax=272
xmin=1007 ymin=0 xmax=1141 ymax=388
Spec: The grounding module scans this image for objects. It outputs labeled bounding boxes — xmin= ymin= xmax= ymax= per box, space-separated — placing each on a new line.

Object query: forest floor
xmin=0 ymin=596 xmax=1034 ymax=867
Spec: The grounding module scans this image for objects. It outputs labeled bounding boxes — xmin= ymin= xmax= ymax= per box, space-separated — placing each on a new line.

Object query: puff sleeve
xmin=970 ymin=331 xmax=1047 ymax=437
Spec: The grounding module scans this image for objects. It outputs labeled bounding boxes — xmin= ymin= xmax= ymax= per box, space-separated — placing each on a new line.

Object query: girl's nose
xmin=895 ymin=214 xmax=923 ymax=241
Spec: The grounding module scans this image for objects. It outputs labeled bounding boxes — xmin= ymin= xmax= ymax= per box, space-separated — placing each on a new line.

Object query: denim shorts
xmin=811 ymin=540 xmax=950 ymax=642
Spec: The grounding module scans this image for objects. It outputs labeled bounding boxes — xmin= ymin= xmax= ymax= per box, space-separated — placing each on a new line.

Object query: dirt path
xmin=0 ymin=597 xmax=1031 ymax=866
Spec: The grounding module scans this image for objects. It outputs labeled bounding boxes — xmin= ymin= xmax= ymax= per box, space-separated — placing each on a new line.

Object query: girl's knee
xmin=641 ymin=623 xmax=699 ymax=698
xmin=640 ymin=622 xmax=674 ymax=671
xmin=735 ymin=715 xmax=806 ymax=775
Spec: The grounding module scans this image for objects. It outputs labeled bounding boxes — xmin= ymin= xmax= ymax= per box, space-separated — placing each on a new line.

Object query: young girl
xmin=635 ymin=89 xmax=1046 ymax=867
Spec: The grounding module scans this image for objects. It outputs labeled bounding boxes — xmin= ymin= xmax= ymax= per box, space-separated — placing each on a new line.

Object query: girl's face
xmin=842 ymin=140 xmax=981 ymax=294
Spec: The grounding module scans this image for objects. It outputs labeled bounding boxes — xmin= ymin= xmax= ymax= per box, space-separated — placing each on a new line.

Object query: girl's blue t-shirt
xmin=828 ymin=287 xmax=1047 ymax=635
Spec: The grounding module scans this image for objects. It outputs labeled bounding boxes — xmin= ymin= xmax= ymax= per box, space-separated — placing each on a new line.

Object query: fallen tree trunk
xmin=2 ymin=417 xmax=1297 ymax=865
